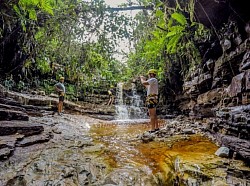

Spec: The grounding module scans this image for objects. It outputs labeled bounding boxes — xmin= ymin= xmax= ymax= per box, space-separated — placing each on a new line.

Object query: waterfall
xmin=115 ymin=82 xmax=129 ymax=120
xmin=129 ymin=83 xmax=147 ymax=119
xmin=115 ymin=82 xmax=146 ymax=120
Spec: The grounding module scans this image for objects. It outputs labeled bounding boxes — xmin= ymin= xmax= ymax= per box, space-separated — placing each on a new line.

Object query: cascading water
xmin=129 ymin=83 xmax=147 ymax=119
xmin=115 ymin=82 xmax=146 ymax=120
xmin=115 ymin=82 xmax=129 ymax=120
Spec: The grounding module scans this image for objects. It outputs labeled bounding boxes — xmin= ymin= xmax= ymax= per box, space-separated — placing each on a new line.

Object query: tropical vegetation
xmin=0 ymin=0 xmax=211 ymax=100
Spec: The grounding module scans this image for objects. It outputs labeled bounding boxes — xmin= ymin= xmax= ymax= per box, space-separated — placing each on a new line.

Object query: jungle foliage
xmin=126 ymin=0 xmax=211 ymax=80
xmin=0 ymin=0 xmax=134 ymax=96
xmin=0 ymin=0 xmax=211 ymax=98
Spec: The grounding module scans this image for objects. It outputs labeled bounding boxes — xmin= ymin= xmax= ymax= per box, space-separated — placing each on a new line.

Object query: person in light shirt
xmin=54 ymin=76 xmax=65 ymax=116
xmin=140 ymin=69 xmax=159 ymax=132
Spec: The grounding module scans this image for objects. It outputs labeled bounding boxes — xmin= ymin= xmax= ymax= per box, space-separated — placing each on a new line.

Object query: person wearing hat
xmin=107 ymin=85 xmax=115 ymax=106
xmin=140 ymin=69 xmax=159 ymax=132
xmin=55 ymin=76 xmax=65 ymax=116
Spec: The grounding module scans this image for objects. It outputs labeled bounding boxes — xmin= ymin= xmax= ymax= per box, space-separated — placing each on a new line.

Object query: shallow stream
xmin=1 ymin=114 xmax=249 ymax=186
xmin=89 ymin=119 xmax=250 ymax=185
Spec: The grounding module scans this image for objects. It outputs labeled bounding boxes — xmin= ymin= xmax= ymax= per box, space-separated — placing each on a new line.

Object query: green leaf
xmin=171 ymin=12 xmax=187 ymax=26
xmin=169 ymin=25 xmax=184 ymax=32
xmin=28 ymin=9 xmax=37 ymax=20
xmin=166 ymin=30 xmax=178 ymax=38
xmin=35 ymin=28 xmax=45 ymax=40
xmin=13 ymin=5 xmax=21 ymax=16
xmin=155 ymin=10 xmax=163 ymax=18
xmin=21 ymin=20 xmax=26 ymax=32
xmin=166 ymin=25 xmax=184 ymax=38
xmin=167 ymin=35 xmax=181 ymax=53
xmin=39 ymin=0 xmax=54 ymax=15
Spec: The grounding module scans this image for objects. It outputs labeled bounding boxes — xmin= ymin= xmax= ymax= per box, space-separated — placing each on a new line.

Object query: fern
xmin=28 ymin=9 xmax=37 ymax=20
xmin=171 ymin=12 xmax=187 ymax=26
xmin=18 ymin=0 xmax=54 ymax=18
xmin=168 ymin=25 xmax=184 ymax=32
xmin=38 ymin=0 xmax=54 ymax=15
xmin=167 ymin=34 xmax=181 ymax=53
xmin=166 ymin=26 xmax=184 ymax=38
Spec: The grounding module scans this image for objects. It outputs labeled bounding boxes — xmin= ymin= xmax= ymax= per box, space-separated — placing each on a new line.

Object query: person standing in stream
xmin=55 ymin=76 xmax=65 ymax=116
xmin=140 ymin=69 xmax=159 ymax=132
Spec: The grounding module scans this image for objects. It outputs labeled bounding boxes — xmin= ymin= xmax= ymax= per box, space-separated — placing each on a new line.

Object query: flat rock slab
xmin=16 ymin=133 xmax=53 ymax=147
xmin=0 ymin=109 xmax=29 ymax=121
xmin=0 ymin=121 xmax=44 ymax=136
xmin=0 ymin=103 xmax=26 ymax=112
xmin=215 ymin=133 xmax=250 ymax=161
xmin=0 ymin=134 xmax=25 ymax=149
xmin=0 ymin=147 xmax=13 ymax=159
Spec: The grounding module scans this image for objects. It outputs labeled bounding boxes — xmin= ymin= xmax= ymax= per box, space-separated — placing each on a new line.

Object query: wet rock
xmin=16 ymin=133 xmax=53 ymax=147
xmin=80 ymin=163 xmax=98 ymax=183
xmin=0 ymin=109 xmax=29 ymax=121
xmin=104 ymin=168 xmax=155 ymax=186
xmin=213 ymin=180 xmax=228 ymax=186
xmin=50 ymin=93 xmax=58 ymax=98
xmin=22 ymin=105 xmax=52 ymax=112
xmin=215 ymin=146 xmax=230 ymax=158
xmin=0 ymin=147 xmax=13 ymax=159
xmin=52 ymin=127 xmax=62 ymax=134
xmin=0 ymin=103 xmax=26 ymax=112
xmin=0 ymin=134 xmax=24 ymax=149
xmin=226 ymin=72 xmax=244 ymax=98
xmin=140 ymin=132 xmax=155 ymax=143
xmin=62 ymin=167 xmax=75 ymax=178
xmin=38 ymin=91 xmax=45 ymax=96
xmin=82 ymin=144 xmax=104 ymax=153
xmin=163 ymin=114 xmax=176 ymax=119
xmin=213 ymin=133 xmax=250 ymax=162
xmin=182 ymin=128 xmax=195 ymax=134
xmin=220 ymin=38 xmax=231 ymax=53
xmin=103 ymin=177 xmax=118 ymax=185
xmin=0 ymin=97 xmax=22 ymax=107
xmin=5 ymin=175 xmax=27 ymax=186
xmin=205 ymin=59 xmax=215 ymax=71
xmin=239 ymin=50 xmax=250 ymax=71
xmin=91 ymin=115 xmax=115 ymax=121
xmin=0 ymin=121 xmax=44 ymax=136
xmin=197 ymin=88 xmax=224 ymax=106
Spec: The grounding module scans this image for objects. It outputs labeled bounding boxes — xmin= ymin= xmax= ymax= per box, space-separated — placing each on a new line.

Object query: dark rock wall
xmin=168 ymin=1 xmax=250 ymax=162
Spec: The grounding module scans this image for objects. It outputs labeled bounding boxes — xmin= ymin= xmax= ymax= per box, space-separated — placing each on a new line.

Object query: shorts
xmin=59 ymin=92 xmax=65 ymax=102
xmin=59 ymin=95 xmax=64 ymax=102
xmin=146 ymin=95 xmax=158 ymax=109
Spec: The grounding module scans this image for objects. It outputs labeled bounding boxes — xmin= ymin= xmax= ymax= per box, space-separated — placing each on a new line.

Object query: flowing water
xmin=1 ymin=113 xmax=249 ymax=186
xmin=89 ymin=120 xmax=250 ymax=185
xmin=103 ymin=83 xmax=250 ymax=185
xmin=115 ymin=82 xmax=146 ymax=120
xmin=1 ymin=88 xmax=249 ymax=185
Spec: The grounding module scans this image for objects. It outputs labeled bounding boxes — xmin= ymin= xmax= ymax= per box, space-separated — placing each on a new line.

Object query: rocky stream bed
xmin=0 ymin=88 xmax=250 ymax=186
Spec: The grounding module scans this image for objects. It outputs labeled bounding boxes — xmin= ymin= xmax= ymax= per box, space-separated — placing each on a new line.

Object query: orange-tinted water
xmin=89 ymin=120 xmax=218 ymax=176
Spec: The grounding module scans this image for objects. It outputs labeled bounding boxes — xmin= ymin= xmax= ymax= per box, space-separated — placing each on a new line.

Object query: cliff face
xmin=173 ymin=0 xmax=250 ymax=162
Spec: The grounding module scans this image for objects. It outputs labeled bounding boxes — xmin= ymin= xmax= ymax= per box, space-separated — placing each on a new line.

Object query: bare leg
xmin=107 ymin=98 xmax=111 ymax=105
xmin=149 ymin=108 xmax=159 ymax=130
xmin=61 ymin=102 xmax=63 ymax=113
xmin=58 ymin=101 xmax=63 ymax=113
xmin=148 ymin=108 xmax=156 ymax=130
xmin=111 ymin=96 xmax=114 ymax=105
xmin=155 ymin=114 xmax=159 ymax=129
xmin=57 ymin=102 xmax=60 ymax=113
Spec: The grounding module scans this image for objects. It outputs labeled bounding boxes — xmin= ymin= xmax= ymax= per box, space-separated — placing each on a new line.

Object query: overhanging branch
xmin=106 ymin=5 xmax=153 ymax=11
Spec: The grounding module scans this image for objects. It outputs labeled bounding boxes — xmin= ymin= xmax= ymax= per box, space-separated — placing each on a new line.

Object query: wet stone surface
xmin=0 ymin=113 xmax=249 ymax=185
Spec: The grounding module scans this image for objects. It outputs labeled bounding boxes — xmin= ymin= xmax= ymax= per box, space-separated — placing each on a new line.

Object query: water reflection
xmin=89 ymin=120 xmax=250 ymax=185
